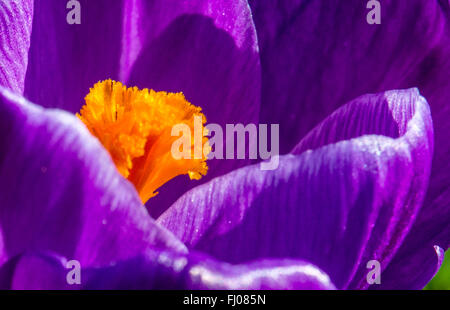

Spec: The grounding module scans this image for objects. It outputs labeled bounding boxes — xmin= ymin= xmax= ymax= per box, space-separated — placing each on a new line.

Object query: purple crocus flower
xmin=0 ymin=0 xmax=449 ymax=290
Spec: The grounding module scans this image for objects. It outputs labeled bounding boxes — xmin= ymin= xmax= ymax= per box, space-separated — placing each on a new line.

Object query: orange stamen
xmin=77 ymin=79 xmax=209 ymax=204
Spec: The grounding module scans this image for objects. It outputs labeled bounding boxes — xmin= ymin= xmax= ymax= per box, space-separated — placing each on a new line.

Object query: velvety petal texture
xmin=248 ymin=0 xmax=447 ymax=153
xmin=249 ymin=0 xmax=450 ymax=288
xmin=0 ymin=86 xmax=186 ymax=269
xmin=4 ymin=250 xmax=335 ymax=290
xmin=293 ymin=89 xmax=435 ymax=289
xmin=24 ymin=0 xmax=125 ymax=113
xmin=0 ymin=0 xmax=33 ymax=93
xmin=122 ymin=0 xmax=262 ymax=217
xmin=158 ymin=89 xmax=434 ymax=289
xmin=375 ymin=245 xmax=445 ymax=290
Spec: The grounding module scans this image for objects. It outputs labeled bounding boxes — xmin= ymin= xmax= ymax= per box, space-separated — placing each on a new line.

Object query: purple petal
xmin=248 ymin=0 xmax=447 ymax=153
xmin=8 ymin=250 xmax=335 ymax=290
xmin=122 ymin=0 xmax=261 ymax=217
xmin=386 ymin=51 xmax=450 ymax=289
xmin=373 ymin=245 xmax=445 ymax=290
xmin=0 ymin=87 xmax=186 ymax=269
xmin=24 ymin=0 xmax=124 ymax=113
xmin=293 ymin=89 xmax=435 ymax=289
xmin=158 ymin=89 xmax=433 ymax=289
xmin=0 ymin=0 xmax=33 ymax=93
xmin=0 ymin=255 xmax=19 ymax=289
xmin=249 ymin=1 xmax=450 ymax=286
xmin=250 ymin=0 xmax=450 ymax=288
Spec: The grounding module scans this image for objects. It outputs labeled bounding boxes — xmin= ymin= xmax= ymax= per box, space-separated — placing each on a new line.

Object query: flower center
xmin=77 ymin=79 xmax=209 ymax=204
